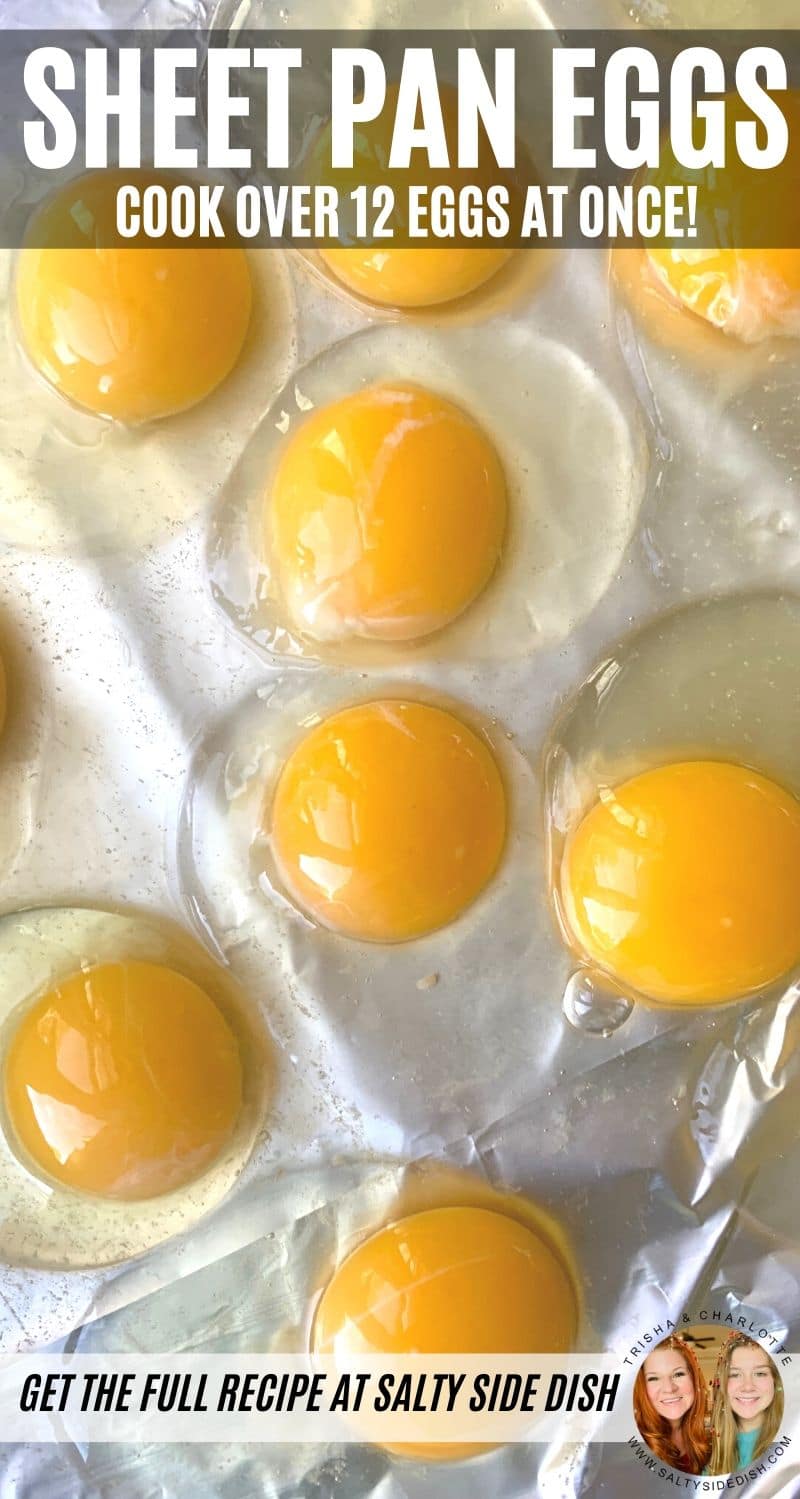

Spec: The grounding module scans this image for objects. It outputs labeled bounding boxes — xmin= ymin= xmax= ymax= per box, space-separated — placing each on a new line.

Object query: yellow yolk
xmin=645 ymin=246 xmax=800 ymax=343
xmin=314 ymin=1206 xmax=577 ymax=1356
xmin=318 ymin=247 xmax=511 ymax=311
xmin=643 ymin=94 xmax=800 ymax=343
xmin=560 ymin=760 xmax=800 ymax=1005
xmin=16 ymin=172 xmax=252 ymax=423
xmin=270 ymin=382 xmax=507 ymax=643
xmin=3 ymin=960 xmax=242 ymax=1199
xmin=269 ymin=700 xmax=506 ymax=941
xmin=313 ymin=1205 xmax=577 ymax=1460
xmin=309 ymin=84 xmax=514 ymax=309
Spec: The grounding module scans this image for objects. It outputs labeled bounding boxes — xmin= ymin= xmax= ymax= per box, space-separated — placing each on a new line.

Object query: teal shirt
xmin=736 ymin=1428 xmax=760 ymax=1470
xmin=702 ymin=1428 xmax=762 ymax=1475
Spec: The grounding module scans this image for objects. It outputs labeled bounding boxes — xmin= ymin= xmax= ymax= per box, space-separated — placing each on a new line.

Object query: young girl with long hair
xmin=707 ymin=1332 xmax=784 ymax=1474
xmin=634 ymin=1335 xmax=711 ymax=1474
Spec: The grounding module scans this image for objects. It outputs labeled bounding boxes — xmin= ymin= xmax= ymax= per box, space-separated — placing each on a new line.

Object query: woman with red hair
xmin=634 ymin=1335 xmax=712 ymax=1474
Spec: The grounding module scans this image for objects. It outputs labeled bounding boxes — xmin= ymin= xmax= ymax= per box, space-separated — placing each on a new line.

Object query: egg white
xmin=180 ymin=671 xmax=556 ymax=1158
xmin=0 ymin=612 xmax=48 ymax=884
xmin=544 ymin=591 xmax=800 ymax=1007
xmin=210 ymin=318 xmax=647 ymax=666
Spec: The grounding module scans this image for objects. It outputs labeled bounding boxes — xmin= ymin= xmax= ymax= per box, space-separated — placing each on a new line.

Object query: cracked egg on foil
xmin=209 ymin=317 xmax=647 ymax=666
xmin=179 ymin=674 xmax=551 ymax=1150
xmin=0 ymin=904 xmax=272 ymax=1269
xmin=613 ymin=91 xmax=800 ymax=353
xmin=546 ymin=593 xmax=800 ymax=1030
xmin=0 ymin=169 xmax=296 ymax=552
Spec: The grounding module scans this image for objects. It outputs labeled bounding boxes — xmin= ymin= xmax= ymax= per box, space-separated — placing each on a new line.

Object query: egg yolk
xmin=645 ymin=246 xmax=800 ymax=343
xmin=269 ymin=699 xmax=506 ymax=942
xmin=560 ymin=760 xmax=800 ymax=1005
xmin=308 ymin=83 xmax=514 ymax=309
xmin=3 ymin=960 xmax=242 ymax=1199
xmin=16 ymin=172 xmax=252 ymax=423
xmin=270 ymin=382 xmax=507 ymax=643
xmin=313 ymin=1205 xmax=577 ymax=1460
xmin=643 ymin=94 xmax=800 ymax=343
xmin=318 ymin=246 xmax=512 ymax=311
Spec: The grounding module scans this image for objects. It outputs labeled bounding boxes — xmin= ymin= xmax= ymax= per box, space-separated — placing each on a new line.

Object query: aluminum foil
xmin=2 ymin=0 xmax=800 ymax=1495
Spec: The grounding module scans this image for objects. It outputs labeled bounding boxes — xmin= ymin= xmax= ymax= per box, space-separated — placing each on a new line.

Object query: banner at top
xmin=3 ymin=29 xmax=800 ymax=248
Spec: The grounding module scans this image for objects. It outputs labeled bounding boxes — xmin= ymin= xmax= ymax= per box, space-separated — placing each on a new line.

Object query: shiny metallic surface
xmin=1 ymin=1 xmax=800 ymax=1494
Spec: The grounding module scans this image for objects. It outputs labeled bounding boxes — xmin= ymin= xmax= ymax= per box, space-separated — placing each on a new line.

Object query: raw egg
xmin=211 ymin=321 xmax=645 ymax=665
xmin=560 ymin=760 xmax=800 ymax=1006
xmin=644 ymin=246 xmax=800 ymax=346
xmin=269 ymin=380 xmax=507 ymax=642
xmin=16 ymin=171 xmax=252 ymax=424
xmin=623 ymin=93 xmax=800 ymax=347
xmin=307 ymin=84 xmax=515 ymax=311
xmin=318 ymin=247 xmax=513 ymax=312
xmin=183 ymin=676 xmax=537 ymax=1153
xmin=314 ymin=1205 xmax=577 ymax=1356
xmin=313 ymin=1204 xmax=577 ymax=1459
xmin=0 ymin=906 xmax=271 ymax=1268
xmin=4 ymin=960 xmax=242 ymax=1200
xmin=268 ymin=699 xmax=506 ymax=941
xmin=547 ymin=594 xmax=800 ymax=1013
xmin=0 ymin=173 xmax=295 ymax=550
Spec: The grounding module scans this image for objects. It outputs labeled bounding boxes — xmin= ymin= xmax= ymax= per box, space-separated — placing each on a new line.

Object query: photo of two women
xmin=633 ymin=1328 xmax=785 ymax=1476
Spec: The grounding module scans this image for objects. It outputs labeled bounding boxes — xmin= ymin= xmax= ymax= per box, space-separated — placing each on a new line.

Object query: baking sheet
xmin=2 ymin=0 xmax=800 ymax=1494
